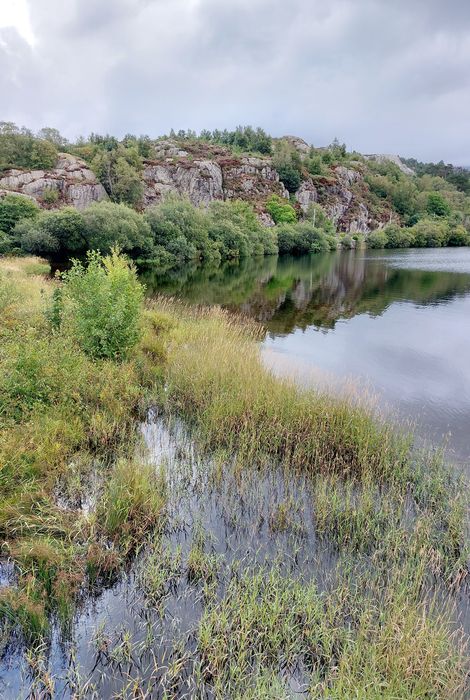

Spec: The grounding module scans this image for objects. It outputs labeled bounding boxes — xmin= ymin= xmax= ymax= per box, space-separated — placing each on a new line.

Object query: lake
xmin=142 ymin=247 xmax=470 ymax=467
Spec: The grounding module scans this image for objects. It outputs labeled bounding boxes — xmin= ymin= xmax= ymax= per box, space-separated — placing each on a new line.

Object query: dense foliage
xmin=58 ymin=250 xmax=144 ymax=360
xmin=2 ymin=194 xmax=278 ymax=266
xmin=1 ymin=122 xmax=470 ymax=263
xmin=0 ymin=122 xmax=58 ymax=171
xmin=172 ymin=126 xmax=272 ymax=155
xmin=368 ymin=220 xmax=470 ymax=249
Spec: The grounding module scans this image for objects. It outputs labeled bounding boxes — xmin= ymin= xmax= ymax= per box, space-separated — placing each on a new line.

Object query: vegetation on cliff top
xmin=1 ymin=121 xmax=470 ymax=268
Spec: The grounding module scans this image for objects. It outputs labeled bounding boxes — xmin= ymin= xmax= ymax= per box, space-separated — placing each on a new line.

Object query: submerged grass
xmin=0 ymin=259 xmax=468 ymax=696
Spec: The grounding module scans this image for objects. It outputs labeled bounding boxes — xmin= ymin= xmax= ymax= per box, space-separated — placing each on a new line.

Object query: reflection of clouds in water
xmin=261 ymin=346 xmax=386 ymax=417
xmin=367 ymin=248 xmax=470 ymax=274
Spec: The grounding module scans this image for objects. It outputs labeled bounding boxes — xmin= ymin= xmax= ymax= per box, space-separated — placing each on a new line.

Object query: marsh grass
xmin=198 ymin=565 xmax=467 ymax=698
xmin=0 ymin=261 xmax=468 ymax=696
xmin=0 ymin=257 xmax=167 ymax=643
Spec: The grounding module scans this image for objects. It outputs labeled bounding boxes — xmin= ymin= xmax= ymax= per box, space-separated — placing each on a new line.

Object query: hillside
xmin=1 ymin=124 xmax=469 ymax=263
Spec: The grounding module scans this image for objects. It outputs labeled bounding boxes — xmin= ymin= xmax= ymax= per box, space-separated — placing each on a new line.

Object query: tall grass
xmin=0 ymin=257 xmax=166 ymax=641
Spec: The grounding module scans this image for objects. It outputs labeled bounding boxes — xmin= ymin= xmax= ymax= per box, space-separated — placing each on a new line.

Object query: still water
xmin=143 ymin=247 xmax=470 ymax=465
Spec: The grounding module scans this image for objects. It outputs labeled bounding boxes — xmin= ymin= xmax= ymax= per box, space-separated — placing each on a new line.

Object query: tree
xmin=426 ymin=192 xmax=451 ymax=218
xmin=266 ymin=195 xmax=297 ymax=224
xmin=82 ymin=201 xmax=153 ymax=258
xmin=0 ymin=194 xmax=39 ymax=234
xmin=91 ymin=145 xmax=143 ymax=206
xmin=18 ymin=208 xmax=87 ymax=257
xmin=37 ymin=127 xmax=68 ymax=148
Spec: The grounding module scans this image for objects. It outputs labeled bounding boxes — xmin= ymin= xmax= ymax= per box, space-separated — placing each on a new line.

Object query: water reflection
xmin=142 ymin=248 xmax=470 ymax=464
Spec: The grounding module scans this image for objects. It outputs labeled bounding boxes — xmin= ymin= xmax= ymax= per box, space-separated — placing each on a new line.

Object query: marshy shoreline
xmin=0 ymin=256 xmax=468 ymax=698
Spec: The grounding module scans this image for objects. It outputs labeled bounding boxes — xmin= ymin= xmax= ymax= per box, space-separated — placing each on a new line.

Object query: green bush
xmin=276 ymin=222 xmax=331 ymax=255
xmin=426 ymin=192 xmax=451 ymax=218
xmin=0 ymin=122 xmax=58 ymax=171
xmin=41 ymin=187 xmax=60 ymax=205
xmin=91 ymin=144 xmax=143 ymax=207
xmin=60 ymin=250 xmax=144 ymax=360
xmin=410 ymin=219 xmax=449 ymax=248
xmin=82 ymin=201 xmax=153 ymax=258
xmin=266 ymin=195 xmax=297 ymax=224
xmin=447 ymin=225 xmax=470 ymax=246
xmin=208 ymin=200 xmax=277 ymax=257
xmin=18 ymin=208 xmax=86 ymax=257
xmin=0 ymin=194 xmax=39 ymax=234
xmin=384 ymin=223 xmax=415 ymax=248
xmin=144 ymin=195 xmax=215 ymax=264
xmin=367 ymin=230 xmax=387 ymax=249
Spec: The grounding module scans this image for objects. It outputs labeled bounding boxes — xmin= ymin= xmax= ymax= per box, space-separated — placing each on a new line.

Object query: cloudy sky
xmin=1 ymin=0 xmax=470 ymax=163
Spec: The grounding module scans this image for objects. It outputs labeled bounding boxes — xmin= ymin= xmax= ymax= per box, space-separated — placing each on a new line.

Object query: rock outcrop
xmin=364 ymin=154 xmax=415 ymax=176
xmin=0 ymin=153 xmax=108 ymax=209
xmin=0 ymin=139 xmax=398 ymax=234
xmin=143 ymin=142 xmax=289 ymax=211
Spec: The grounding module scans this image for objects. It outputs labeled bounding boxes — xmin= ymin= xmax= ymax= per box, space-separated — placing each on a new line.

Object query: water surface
xmin=143 ymin=247 xmax=470 ymax=465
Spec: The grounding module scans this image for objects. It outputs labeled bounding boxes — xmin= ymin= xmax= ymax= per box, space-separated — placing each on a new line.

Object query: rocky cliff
xmin=0 ymin=139 xmax=399 ymax=233
xmin=142 ymin=140 xmax=289 ymax=222
xmin=0 ymin=153 xmax=108 ymax=209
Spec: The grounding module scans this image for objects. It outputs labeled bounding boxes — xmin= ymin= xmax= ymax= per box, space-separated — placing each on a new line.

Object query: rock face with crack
xmin=143 ymin=144 xmax=289 ymax=213
xmin=0 ymin=138 xmax=400 ymax=234
xmin=0 ymin=153 xmax=108 ymax=209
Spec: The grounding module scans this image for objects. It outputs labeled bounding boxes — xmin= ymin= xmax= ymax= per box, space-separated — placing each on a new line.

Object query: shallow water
xmin=143 ymin=247 xmax=470 ymax=466
xmin=0 ymin=417 xmax=335 ymax=698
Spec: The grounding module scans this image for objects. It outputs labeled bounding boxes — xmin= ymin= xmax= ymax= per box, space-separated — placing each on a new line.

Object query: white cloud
xmin=1 ymin=0 xmax=469 ymax=164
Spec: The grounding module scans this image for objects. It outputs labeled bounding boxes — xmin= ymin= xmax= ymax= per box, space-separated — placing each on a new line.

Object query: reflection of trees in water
xmin=141 ymin=251 xmax=470 ymax=336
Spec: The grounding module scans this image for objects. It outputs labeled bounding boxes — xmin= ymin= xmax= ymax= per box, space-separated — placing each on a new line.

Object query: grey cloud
xmin=1 ymin=0 xmax=469 ymax=163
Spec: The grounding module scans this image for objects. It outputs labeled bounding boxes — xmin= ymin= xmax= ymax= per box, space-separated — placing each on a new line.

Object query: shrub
xmin=447 ymin=225 xmax=470 ymax=246
xmin=208 ymin=200 xmax=277 ymax=257
xmin=426 ymin=192 xmax=451 ymax=218
xmin=60 ymin=250 xmax=144 ymax=360
xmin=383 ymin=223 xmax=415 ymax=248
xmin=340 ymin=234 xmax=354 ymax=249
xmin=276 ymin=222 xmax=331 ymax=255
xmin=0 ymin=122 xmax=58 ymax=171
xmin=41 ymin=187 xmax=60 ymax=205
xmin=0 ymin=194 xmax=39 ymax=234
xmin=82 ymin=201 xmax=154 ymax=258
xmin=411 ymin=219 xmax=449 ymax=248
xmin=18 ymin=207 xmax=86 ymax=257
xmin=367 ymin=229 xmax=387 ymax=249
xmin=266 ymin=195 xmax=297 ymax=224
xmin=144 ymin=195 xmax=216 ymax=263
xmin=91 ymin=144 xmax=143 ymax=207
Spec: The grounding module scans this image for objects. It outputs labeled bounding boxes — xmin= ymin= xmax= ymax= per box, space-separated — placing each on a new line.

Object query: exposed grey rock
xmin=295 ymin=179 xmax=317 ymax=212
xmin=0 ymin=153 xmax=107 ymax=210
xmin=364 ymin=154 xmax=415 ymax=176
xmin=222 ymin=157 xmax=289 ymax=201
xmin=143 ymin=159 xmax=224 ymax=207
xmin=334 ymin=166 xmax=362 ymax=187
xmin=257 ymin=211 xmax=275 ymax=227
xmin=280 ymin=135 xmax=311 ymax=156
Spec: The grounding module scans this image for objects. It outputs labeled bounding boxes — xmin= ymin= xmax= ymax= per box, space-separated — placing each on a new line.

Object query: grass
xmin=0 ymin=256 xmax=167 ymax=641
xmin=0 ymin=256 xmax=468 ymax=696
xmin=198 ymin=565 xmax=467 ymax=698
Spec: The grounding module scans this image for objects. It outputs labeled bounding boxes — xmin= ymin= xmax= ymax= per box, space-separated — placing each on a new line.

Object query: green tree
xmin=266 ymin=195 xmax=297 ymax=224
xmin=82 ymin=201 xmax=153 ymax=258
xmin=426 ymin=192 xmax=451 ymax=218
xmin=18 ymin=208 xmax=87 ymax=257
xmin=0 ymin=194 xmax=39 ymax=234
xmin=367 ymin=229 xmax=388 ymax=249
